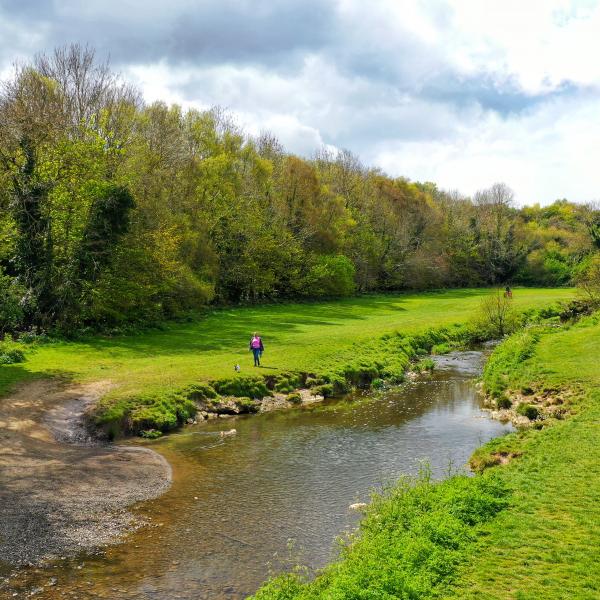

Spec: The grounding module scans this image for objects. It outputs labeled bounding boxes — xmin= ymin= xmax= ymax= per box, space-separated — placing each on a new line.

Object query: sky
xmin=1 ymin=0 xmax=600 ymax=205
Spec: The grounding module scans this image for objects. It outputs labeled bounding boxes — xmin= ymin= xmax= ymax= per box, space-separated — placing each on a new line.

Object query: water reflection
xmin=6 ymin=350 xmax=511 ymax=599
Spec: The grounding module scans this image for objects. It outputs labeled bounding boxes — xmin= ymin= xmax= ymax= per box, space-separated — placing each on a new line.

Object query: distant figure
xmin=504 ymin=286 xmax=513 ymax=299
xmin=234 ymin=364 xmax=241 ymax=372
xmin=249 ymin=332 xmax=264 ymax=367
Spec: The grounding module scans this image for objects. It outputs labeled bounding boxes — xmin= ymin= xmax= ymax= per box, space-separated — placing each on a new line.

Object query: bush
xmin=371 ymin=378 xmax=384 ymax=389
xmin=416 ymin=358 xmax=435 ymax=372
xmin=496 ymin=396 xmax=512 ymax=409
xmin=213 ymin=376 xmax=271 ymax=399
xmin=287 ymin=392 xmax=302 ymax=404
xmin=305 ymin=376 xmax=321 ymax=388
xmin=140 ymin=429 xmax=163 ymax=439
xmin=474 ymin=290 xmax=518 ymax=338
xmin=186 ymin=382 xmax=218 ymax=401
xmin=314 ymin=384 xmax=334 ymax=397
xmin=0 ymin=338 xmax=27 ymax=364
xmin=322 ymin=373 xmax=351 ymax=394
xmin=303 ymin=255 xmax=356 ymax=297
xmin=0 ymin=269 xmax=24 ymax=334
xmin=431 ymin=342 xmax=452 ymax=355
xmin=516 ymin=403 xmax=540 ymax=420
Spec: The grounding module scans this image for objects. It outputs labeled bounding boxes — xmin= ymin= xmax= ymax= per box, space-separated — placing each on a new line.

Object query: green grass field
xmin=444 ymin=315 xmax=600 ymax=599
xmin=251 ymin=306 xmax=600 ymax=600
xmin=0 ymin=288 xmax=573 ymax=402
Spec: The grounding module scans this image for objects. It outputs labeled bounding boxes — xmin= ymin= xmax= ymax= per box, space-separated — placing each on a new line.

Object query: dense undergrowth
xmin=249 ymin=311 xmax=600 ymax=600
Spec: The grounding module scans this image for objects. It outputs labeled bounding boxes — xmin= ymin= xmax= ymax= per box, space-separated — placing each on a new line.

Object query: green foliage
xmin=0 ymin=48 xmax=590 ymax=334
xmin=212 ymin=376 xmax=271 ymax=399
xmin=76 ymin=183 xmax=135 ymax=283
xmin=416 ymin=358 xmax=436 ymax=372
xmin=303 ymin=255 xmax=356 ymax=297
xmin=431 ymin=342 xmax=453 ymax=354
xmin=516 ymin=403 xmax=540 ymax=420
xmin=371 ymin=377 xmax=384 ymax=389
xmin=250 ymin=473 xmax=509 ymax=599
xmin=496 ymin=395 xmax=512 ymax=409
xmin=186 ymin=382 xmax=218 ymax=401
xmin=287 ymin=392 xmax=302 ymax=404
xmin=140 ymin=429 xmax=163 ymax=439
xmin=314 ymin=384 xmax=334 ymax=397
xmin=95 ymin=388 xmax=197 ymax=435
xmin=0 ymin=268 xmax=24 ymax=333
xmin=0 ymin=337 xmax=27 ymax=364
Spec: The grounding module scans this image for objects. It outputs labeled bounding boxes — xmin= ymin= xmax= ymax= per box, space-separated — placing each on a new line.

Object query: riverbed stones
xmin=0 ymin=380 xmax=172 ymax=567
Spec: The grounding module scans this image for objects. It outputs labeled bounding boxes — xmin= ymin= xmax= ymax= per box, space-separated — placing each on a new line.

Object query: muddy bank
xmin=0 ymin=379 xmax=172 ymax=569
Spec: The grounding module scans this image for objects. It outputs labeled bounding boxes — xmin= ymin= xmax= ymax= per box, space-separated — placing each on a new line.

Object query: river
xmin=2 ymin=349 xmax=511 ymax=599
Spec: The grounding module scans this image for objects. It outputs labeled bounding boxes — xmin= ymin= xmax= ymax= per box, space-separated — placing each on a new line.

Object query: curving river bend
xmin=2 ymin=350 xmax=511 ymax=599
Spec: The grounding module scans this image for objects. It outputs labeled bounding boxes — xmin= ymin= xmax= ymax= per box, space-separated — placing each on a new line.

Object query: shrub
xmin=416 ymin=358 xmax=435 ymax=372
xmin=0 ymin=269 xmax=24 ymax=334
xmin=496 ymin=396 xmax=512 ymax=409
xmin=516 ymin=403 xmax=540 ymax=420
xmin=371 ymin=378 xmax=384 ymax=389
xmin=303 ymin=255 xmax=356 ymax=297
xmin=0 ymin=338 xmax=27 ymax=364
xmin=315 ymin=384 xmax=334 ymax=397
xmin=186 ymin=382 xmax=218 ymax=401
xmin=213 ymin=376 xmax=271 ymax=399
xmin=305 ymin=376 xmax=321 ymax=388
xmin=474 ymin=290 xmax=518 ymax=338
xmin=431 ymin=342 xmax=452 ymax=355
xmin=322 ymin=373 xmax=351 ymax=394
xmin=140 ymin=429 xmax=163 ymax=439
xmin=287 ymin=392 xmax=302 ymax=404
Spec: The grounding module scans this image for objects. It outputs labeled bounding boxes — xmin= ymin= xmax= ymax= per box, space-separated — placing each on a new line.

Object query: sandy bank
xmin=0 ymin=379 xmax=172 ymax=568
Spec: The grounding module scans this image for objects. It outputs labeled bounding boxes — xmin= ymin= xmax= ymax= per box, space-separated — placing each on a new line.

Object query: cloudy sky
xmin=1 ymin=0 xmax=600 ymax=205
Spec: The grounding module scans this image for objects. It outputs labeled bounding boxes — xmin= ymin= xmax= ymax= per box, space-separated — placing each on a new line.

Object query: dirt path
xmin=0 ymin=379 xmax=172 ymax=568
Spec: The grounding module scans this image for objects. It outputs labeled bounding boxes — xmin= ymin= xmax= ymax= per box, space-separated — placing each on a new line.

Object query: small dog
xmin=220 ymin=429 xmax=237 ymax=437
xmin=234 ymin=364 xmax=241 ymax=372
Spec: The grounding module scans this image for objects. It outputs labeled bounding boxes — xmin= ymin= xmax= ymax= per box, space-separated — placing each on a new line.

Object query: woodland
xmin=1 ymin=45 xmax=597 ymax=333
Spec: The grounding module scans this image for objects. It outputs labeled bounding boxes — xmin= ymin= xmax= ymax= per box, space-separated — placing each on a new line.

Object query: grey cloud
xmin=0 ymin=0 xmax=595 ymax=174
xmin=0 ymin=0 xmax=337 ymax=68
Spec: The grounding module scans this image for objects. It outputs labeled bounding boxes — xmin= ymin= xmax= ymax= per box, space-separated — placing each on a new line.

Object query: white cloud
xmin=4 ymin=0 xmax=600 ymax=205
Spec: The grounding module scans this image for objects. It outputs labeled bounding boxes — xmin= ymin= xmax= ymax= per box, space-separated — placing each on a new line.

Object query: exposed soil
xmin=0 ymin=379 xmax=172 ymax=569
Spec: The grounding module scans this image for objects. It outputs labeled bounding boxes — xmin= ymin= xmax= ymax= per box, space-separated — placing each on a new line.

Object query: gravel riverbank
xmin=0 ymin=379 xmax=172 ymax=568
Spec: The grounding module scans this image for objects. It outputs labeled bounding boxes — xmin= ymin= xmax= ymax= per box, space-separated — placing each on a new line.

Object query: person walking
xmin=249 ymin=332 xmax=264 ymax=367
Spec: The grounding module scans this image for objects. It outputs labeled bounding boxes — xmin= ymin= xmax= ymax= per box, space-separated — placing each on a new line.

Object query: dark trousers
xmin=252 ymin=348 xmax=261 ymax=366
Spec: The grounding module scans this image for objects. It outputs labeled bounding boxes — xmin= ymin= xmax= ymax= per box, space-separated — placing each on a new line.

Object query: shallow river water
xmin=5 ymin=350 xmax=512 ymax=599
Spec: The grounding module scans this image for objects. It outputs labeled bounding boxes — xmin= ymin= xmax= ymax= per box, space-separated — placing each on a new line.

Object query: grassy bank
xmin=250 ymin=311 xmax=600 ymax=600
xmin=0 ymin=288 xmax=573 ymax=434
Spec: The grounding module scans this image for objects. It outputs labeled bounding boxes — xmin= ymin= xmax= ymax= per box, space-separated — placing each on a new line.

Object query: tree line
xmin=0 ymin=45 xmax=598 ymax=333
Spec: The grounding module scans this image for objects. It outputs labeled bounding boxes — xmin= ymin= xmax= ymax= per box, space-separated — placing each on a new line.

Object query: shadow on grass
xmin=0 ymin=364 xmax=76 ymax=398
xmin=38 ymin=290 xmax=490 ymax=361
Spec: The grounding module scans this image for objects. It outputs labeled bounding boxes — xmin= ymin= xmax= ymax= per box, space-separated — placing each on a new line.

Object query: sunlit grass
xmin=445 ymin=315 xmax=600 ymax=599
xmin=0 ymin=288 xmax=573 ymax=401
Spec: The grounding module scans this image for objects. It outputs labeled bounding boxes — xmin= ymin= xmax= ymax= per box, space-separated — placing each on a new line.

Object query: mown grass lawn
xmin=0 ymin=288 xmax=573 ymax=401
xmin=444 ymin=317 xmax=600 ymax=600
